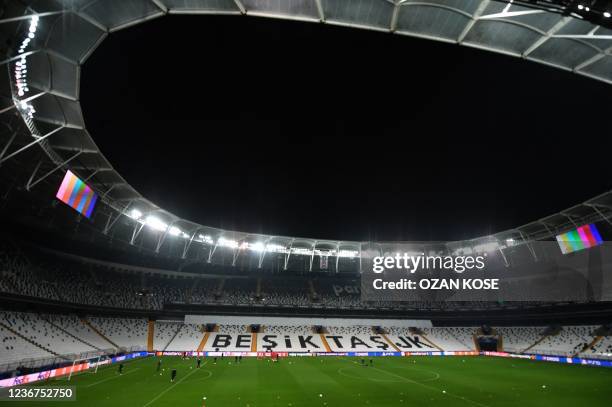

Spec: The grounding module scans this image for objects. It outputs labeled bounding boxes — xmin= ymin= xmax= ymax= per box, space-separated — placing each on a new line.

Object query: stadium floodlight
xmin=129 ymin=209 xmax=142 ymax=220
xmin=266 ymin=243 xmax=287 ymax=253
xmin=473 ymin=242 xmax=499 ymax=253
xmin=337 ymin=249 xmax=359 ymax=258
xmin=218 ymin=237 xmax=238 ymax=249
xmin=249 ymin=242 xmax=265 ymax=252
xmin=292 ymin=247 xmax=312 ymax=256
xmin=605 ymin=11 xmax=611 ymax=17
xmin=169 ymin=226 xmax=182 ymax=236
xmin=198 ymin=234 xmax=214 ymax=245
xmin=145 ymin=216 xmax=167 ymax=232
xmin=578 ymin=4 xmax=584 ymax=9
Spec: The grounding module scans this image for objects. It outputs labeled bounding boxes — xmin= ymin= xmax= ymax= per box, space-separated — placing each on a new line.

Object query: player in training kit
xmin=157 ymin=359 xmax=162 ymax=372
xmin=171 ymin=368 xmax=177 ymax=382
xmin=118 ymin=364 xmax=124 ymax=375
xmin=197 ymin=358 xmax=201 ymax=368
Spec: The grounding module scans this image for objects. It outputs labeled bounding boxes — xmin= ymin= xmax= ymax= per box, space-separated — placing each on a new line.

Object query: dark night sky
xmin=80 ymin=15 xmax=612 ymax=242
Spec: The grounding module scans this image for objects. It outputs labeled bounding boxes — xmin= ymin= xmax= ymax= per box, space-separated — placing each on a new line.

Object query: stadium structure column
xmin=147 ymin=321 xmax=155 ymax=352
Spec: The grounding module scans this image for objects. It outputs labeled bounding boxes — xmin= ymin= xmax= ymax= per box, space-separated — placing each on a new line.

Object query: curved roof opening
xmin=2 ymin=0 xmax=612 ymax=252
xmin=79 ymin=14 xmax=612 ymax=241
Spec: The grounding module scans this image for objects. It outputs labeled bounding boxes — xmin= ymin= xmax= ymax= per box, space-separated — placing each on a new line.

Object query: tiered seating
xmin=496 ymin=326 xmax=543 ymax=353
xmin=154 ymin=321 xmax=183 ymax=351
xmin=1 ymin=312 xmax=92 ymax=358
xmin=446 ymin=327 xmax=476 ymax=349
xmin=220 ymin=280 xmax=256 ymax=305
xmin=264 ymin=325 xmax=311 ymax=334
xmin=584 ymin=335 xmax=612 ymax=359
xmin=189 ymin=279 xmax=218 ymax=304
xmin=44 ymin=314 xmax=110 ymax=351
xmin=0 ymin=310 xmax=609 ymax=367
xmin=88 ymin=317 xmax=148 ymax=350
xmin=260 ymin=279 xmax=309 ymax=306
xmin=0 ymin=239 xmax=572 ymax=312
xmin=0 ymin=314 xmax=54 ymax=365
xmin=165 ymin=324 xmax=202 ymax=352
xmin=529 ymin=326 xmax=596 ymax=356
xmin=419 ymin=327 xmax=475 ymax=351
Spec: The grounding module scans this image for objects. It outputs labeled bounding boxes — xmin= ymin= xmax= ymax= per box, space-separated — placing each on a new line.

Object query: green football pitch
xmin=12 ymin=356 xmax=612 ymax=407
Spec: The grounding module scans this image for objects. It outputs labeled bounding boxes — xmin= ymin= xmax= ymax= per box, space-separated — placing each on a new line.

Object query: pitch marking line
xmin=86 ymin=368 xmax=140 ymax=388
xmin=337 ymin=366 xmax=439 ymax=383
xmin=182 ymin=369 xmax=213 ymax=383
xmin=142 ymin=362 xmax=207 ymax=407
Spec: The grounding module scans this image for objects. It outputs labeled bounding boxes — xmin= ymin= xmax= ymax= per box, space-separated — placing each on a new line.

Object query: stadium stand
xmin=584 ymin=334 xmax=612 ymax=359
xmin=1 ymin=238 xmax=579 ymax=313
xmin=41 ymin=314 xmax=109 ymax=353
xmin=495 ymin=327 xmax=543 ymax=353
xmin=0 ymin=313 xmax=55 ymax=365
xmin=419 ymin=327 xmax=475 ymax=351
xmin=528 ymin=326 xmax=597 ymax=357
xmin=165 ymin=324 xmax=203 ymax=352
xmin=87 ymin=317 xmax=148 ymax=350
xmin=1 ymin=308 xmax=612 ymax=375
xmin=153 ymin=321 xmax=184 ymax=351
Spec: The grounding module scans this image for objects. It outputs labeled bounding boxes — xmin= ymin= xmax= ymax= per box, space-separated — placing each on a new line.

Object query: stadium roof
xmin=2 ymin=0 xmax=612 ymax=257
